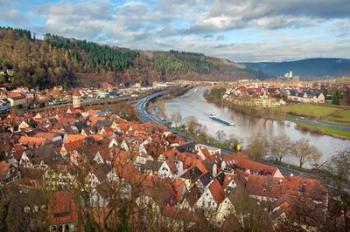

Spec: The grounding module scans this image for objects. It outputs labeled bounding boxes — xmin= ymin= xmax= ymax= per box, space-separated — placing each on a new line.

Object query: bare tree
xmin=224 ymin=135 xmax=239 ymax=150
xmin=321 ymin=148 xmax=350 ymax=232
xmin=270 ymin=134 xmax=292 ymax=163
xmin=184 ymin=116 xmax=205 ymax=135
xmin=216 ymin=130 xmax=226 ymax=142
xmin=220 ymin=188 xmax=273 ymax=232
xmin=291 ymin=138 xmax=321 ymax=168
xmin=247 ymin=133 xmax=269 ymax=161
xmin=170 ymin=112 xmax=182 ymax=128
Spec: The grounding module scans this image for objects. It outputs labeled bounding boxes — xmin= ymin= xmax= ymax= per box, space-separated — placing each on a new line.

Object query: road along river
xmin=164 ymin=87 xmax=350 ymax=168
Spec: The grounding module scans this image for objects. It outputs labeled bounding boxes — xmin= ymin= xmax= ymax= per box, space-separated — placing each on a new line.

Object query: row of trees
xmin=248 ymin=133 xmax=321 ymax=168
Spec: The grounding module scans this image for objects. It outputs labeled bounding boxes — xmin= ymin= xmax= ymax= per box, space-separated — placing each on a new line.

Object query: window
xmin=24 ymin=206 xmax=30 ymax=213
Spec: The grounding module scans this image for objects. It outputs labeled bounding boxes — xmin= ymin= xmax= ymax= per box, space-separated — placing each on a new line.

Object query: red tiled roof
xmin=19 ymin=136 xmax=47 ymax=146
xmin=63 ymin=140 xmax=83 ymax=152
xmin=245 ymin=174 xmax=327 ymax=202
xmin=91 ymin=134 xmax=103 ymax=142
xmin=65 ymin=134 xmax=86 ymax=143
xmin=47 ymin=191 xmax=78 ymax=225
xmin=0 ymin=161 xmax=10 ymax=179
xmin=172 ymin=179 xmax=185 ymax=202
xmin=209 ymin=179 xmax=225 ymax=205
xmin=72 ymin=89 xmax=81 ymax=97
xmin=34 ymin=132 xmax=58 ymax=141
xmin=8 ymin=91 xmax=25 ymax=99
xmin=224 ymin=153 xmax=278 ymax=175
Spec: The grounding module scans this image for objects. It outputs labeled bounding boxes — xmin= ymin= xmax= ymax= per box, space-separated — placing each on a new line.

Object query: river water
xmin=164 ymin=87 xmax=350 ymax=167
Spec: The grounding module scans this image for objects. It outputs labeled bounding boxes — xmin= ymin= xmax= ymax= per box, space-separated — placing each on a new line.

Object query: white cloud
xmin=2 ymin=0 xmax=350 ymax=61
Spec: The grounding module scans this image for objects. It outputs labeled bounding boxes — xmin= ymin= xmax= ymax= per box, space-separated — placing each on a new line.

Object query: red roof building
xmin=47 ymin=191 xmax=78 ymax=231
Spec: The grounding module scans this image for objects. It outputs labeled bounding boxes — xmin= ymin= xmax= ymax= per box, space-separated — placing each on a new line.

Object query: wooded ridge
xmin=0 ymin=27 xmax=266 ymax=89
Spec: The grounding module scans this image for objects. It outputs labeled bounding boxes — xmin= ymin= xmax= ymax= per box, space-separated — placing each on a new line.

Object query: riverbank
xmin=277 ymin=103 xmax=350 ymax=125
xmin=148 ymin=86 xmax=192 ymax=118
xmin=175 ymin=126 xmax=239 ymax=151
xmin=148 ymin=86 xmax=240 ymax=151
xmin=204 ymin=88 xmax=350 ymax=140
xmin=296 ymin=123 xmax=350 ymax=140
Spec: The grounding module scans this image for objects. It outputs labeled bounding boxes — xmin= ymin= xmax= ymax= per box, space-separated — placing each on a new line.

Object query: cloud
xmin=183 ymin=0 xmax=350 ymax=33
xmin=206 ymin=39 xmax=350 ymax=62
xmin=1 ymin=0 xmax=350 ymax=61
xmin=0 ymin=1 xmax=28 ymax=24
xmin=333 ymin=20 xmax=350 ymax=38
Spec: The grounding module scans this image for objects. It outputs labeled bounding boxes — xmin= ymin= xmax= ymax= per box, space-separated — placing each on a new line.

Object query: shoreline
xmin=204 ymin=88 xmax=350 ymax=140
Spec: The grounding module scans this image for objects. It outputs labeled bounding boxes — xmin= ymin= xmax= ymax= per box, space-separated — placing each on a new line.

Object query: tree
xmin=170 ymin=112 xmax=182 ymax=127
xmin=247 ymin=133 xmax=268 ymax=161
xmin=184 ymin=116 xmax=201 ymax=134
xmin=320 ymin=148 xmax=350 ymax=232
xmin=344 ymin=87 xmax=350 ymax=105
xmin=332 ymin=90 xmax=341 ymax=105
xmin=269 ymin=134 xmax=292 ymax=163
xmin=291 ymin=138 xmax=321 ymax=168
xmin=221 ymin=188 xmax=273 ymax=232
xmin=216 ymin=130 xmax=226 ymax=142
xmin=224 ymin=135 xmax=239 ymax=151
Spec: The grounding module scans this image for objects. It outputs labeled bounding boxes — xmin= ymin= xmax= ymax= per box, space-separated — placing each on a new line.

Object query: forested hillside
xmin=0 ymin=27 xmax=265 ymax=89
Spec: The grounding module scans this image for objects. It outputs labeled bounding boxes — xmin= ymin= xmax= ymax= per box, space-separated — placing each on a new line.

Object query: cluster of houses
xmin=223 ymin=84 xmax=326 ymax=108
xmin=287 ymin=90 xmax=325 ymax=104
xmin=0 ymin=96 xmax=328 ymax=231
xmin=0 ymin=81 xmax=179 ymax=114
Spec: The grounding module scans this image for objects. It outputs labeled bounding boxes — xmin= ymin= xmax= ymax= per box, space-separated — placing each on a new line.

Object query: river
xmin=164 ymin=87 xmax=350 ymax=168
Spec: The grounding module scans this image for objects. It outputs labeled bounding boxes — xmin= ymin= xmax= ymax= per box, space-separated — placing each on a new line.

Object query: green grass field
xmin=278 ymin=103 xmax=342 ymax=118
xmin=322 ymin=127 xmax=350 ymax=140
xmin=297 ymin=123 xmax=350 ymax=140
xmin=324 ymin=110 xmax=350 ymax=124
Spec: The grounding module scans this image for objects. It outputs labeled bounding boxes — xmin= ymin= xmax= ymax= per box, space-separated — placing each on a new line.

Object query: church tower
xmin=72 ymin=89 xmax=81 ymax=109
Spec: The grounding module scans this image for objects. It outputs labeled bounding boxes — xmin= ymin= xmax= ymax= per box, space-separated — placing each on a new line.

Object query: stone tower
xmin=72 ymin=89 xmax=81 ymax=109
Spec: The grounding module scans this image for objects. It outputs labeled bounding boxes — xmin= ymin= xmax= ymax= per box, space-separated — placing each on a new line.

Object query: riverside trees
xmin=290 ymin=138 xmax=321 ymax=168
xmin=269 ymin=134 xmax=292 ymax=163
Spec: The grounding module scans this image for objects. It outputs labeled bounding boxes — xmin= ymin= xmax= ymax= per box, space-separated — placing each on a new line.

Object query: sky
xmin=1 ymin=0 xmax=350 ymax=62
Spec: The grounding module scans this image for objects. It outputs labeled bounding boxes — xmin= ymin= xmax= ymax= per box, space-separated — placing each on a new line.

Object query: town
xmin=1 ymin=1 xmax=350 ymax=230
xmin=0 ymin=89 xmax=331 ymax=231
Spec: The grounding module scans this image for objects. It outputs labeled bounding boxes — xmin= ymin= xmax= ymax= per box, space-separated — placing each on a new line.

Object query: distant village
xmin=0 ymin=91 xmax=329 ymax=231
xmin=221 ymin=78 xmax=350 ymax=108
xmin=0 ymin=80 xmax=177 ymax=115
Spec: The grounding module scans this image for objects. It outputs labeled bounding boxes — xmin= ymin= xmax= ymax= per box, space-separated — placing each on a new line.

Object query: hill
xmin=0 ymin=27 xmax=265 ymax=89
xmin=244 ymin=58 xmax=350 ymax=79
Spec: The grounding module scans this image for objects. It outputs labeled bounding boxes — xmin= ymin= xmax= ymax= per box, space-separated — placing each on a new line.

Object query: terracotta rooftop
xmin=72 ymin=89 xmax=81 ymax=97
xmin=0 ymin=161 xmax=10 ymax=179
xmin=47 ymin=191 xmax=78 ymax=225
xmin=224 ymin=153 xmax=278 ymax=175
xmin=209 ymin=179 xmax=225 ymax=205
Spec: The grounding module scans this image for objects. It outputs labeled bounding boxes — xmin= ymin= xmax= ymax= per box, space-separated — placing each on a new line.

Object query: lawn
xmin=324 ymin=110 xmax=350 ymax=124
xmin=278 ymin=103 xmax=343 ymax=119
xmin=297 ymin=123 xmax=350 ymax=140
xmin=321 ymin=127 xmax=350 ymax=140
